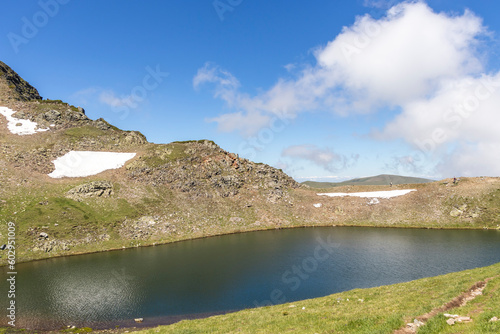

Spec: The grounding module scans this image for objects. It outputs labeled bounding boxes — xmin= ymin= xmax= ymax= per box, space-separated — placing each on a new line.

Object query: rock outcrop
xmin=126 ymin=140 xmax=298 ymax=200
xmin=66 ymin=181 xmax=114 ymax=201
xmin=0 ymin=61 xmax=42 ymax=101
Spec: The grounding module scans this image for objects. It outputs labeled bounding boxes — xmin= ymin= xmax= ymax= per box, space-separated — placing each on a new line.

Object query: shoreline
xmin=2 ymin=223 xmax=500 ymax=332
xmin=2 ymin=222 xmax=500 ymax=268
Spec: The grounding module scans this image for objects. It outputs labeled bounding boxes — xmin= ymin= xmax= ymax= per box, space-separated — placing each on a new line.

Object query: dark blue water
xmin=2 ymin=226 xmax=500 ymax=329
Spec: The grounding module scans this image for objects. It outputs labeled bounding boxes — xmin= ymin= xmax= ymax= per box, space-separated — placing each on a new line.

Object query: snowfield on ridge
xmin=48 ymin=151 xmax=136 ymax=178
xmin=0 ymin=106 xmax=49 ymax=135
xmin=317 ymin=189 xmax=417 ymax=199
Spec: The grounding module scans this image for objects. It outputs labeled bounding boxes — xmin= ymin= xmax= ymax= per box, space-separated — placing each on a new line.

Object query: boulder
xmin=43 ymin=110 xmax=61 ymax=122
xmin=66 ymin=181 xmax=113 ymax=201
xmin=94 ymin=118 xmax=110 ymax=130
xmin=123 ymin=131 xmax=148 ymax=145
xmin=66 ymin=110 xmax=88 ymax=122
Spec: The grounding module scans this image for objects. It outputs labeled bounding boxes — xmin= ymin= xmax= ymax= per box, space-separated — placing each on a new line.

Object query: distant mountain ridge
xmin=302 ymin=174 xmax=434 ymax=188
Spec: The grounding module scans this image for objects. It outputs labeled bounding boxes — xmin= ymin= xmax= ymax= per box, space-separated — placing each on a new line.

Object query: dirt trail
xmin=394 ymin=276 xmax=497 ymax=333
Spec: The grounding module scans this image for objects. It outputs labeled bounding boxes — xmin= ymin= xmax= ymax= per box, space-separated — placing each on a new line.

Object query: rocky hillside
xmin=0 ymin=61 xmax=41 ymax=101
xmin=0 ymin=61 xmax=300 ymax=264
xmin=0 ymin=61 xmax=499 ymax=266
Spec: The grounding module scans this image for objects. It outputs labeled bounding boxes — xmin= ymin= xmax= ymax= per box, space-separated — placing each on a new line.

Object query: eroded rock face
xmin=0 ymin=61 xmax=42 ymax=101
xmin=66 ymin=181 xmax=113 ymax=201
xmin=126 ymin=141 xmax=298 ymax=200
xmin=123 ymin=131 xmax=148 ymax=145
xmin=43 ymin=110 xmax=61 ymax=122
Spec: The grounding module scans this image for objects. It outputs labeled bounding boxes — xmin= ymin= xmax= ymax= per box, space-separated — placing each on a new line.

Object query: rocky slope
xmin=0 ymin=61 xmax=300 ymax=264
xmin=0 ymin=61 xmax=499 ymax=266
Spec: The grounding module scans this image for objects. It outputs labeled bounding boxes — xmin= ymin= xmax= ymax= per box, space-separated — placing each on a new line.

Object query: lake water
xmin=2 ymin=226 xmax=500 ymax=330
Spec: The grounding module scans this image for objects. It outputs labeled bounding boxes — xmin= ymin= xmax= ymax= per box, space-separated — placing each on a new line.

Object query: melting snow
xmin=313 ymin=203 xmax=322 ymax=208
xmin=317 ymin=189 xmax=417 ymax=199
xmin=0 ymin=106 xmax=49 ymax=135
xmin=48 ymin=151 xmax=136 ymax=178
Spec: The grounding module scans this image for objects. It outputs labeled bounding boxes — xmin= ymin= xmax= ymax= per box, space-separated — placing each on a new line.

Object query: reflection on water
xmin=1 ymin=227 xmax=500 ymax=329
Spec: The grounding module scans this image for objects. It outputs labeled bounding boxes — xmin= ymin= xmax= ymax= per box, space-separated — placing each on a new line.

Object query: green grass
xmin=38 ymin=99 xmax=81 ymax=112
xmin=142 ymin=143 xmax=192 ymax=167
xmin=64 ymin=126 xmax=109 ymax=140
xmin=172 ymin=139 xmax=216 ymax=145
xmin=417 ymin=271 xmax=500 ymax=333
xmin=0 ymin=183 xmax=144 ymax=264
xmin=134 ymin=263 xmax=500 ymax=334
xmin=41 ymin=99 xmax=66 ymax=104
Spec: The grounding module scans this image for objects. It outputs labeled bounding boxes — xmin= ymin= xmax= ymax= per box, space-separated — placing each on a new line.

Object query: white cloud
xmin=70 ymin=87 xmax=98 ymax=105
xmin=377 ymin=72 xmax=500 ymax=176
xmin=99 ymin=90 xmax=135 ymax=108
xmin=193 ymin=62 xmax=240 ymax=107
xmin=378 ymin=74 xmax=500 ymax=149
xmin=437 ymin=142 xmax=500 ymax=177
xmin=209 ymin=110 xmax=271 ymax=137
xmin=317 ymin=2 xmax=484 ymax=107
xmin=197 ymin=1 xmax=486 ymax=129
xmin=363 ymin=0 xmax=399 ymax=9
xmin=282 ymin=144 xmax=359 ymax=172
xmin=196 ymin=1 xmax=496 ymax=176
xmin=71 ymin=87 xmax=142 ymax=111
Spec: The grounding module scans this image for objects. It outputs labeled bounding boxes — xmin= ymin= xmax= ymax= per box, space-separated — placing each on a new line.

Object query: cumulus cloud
xmin=282 ymin=144 xmax=359 ymax=172
xmin=197 ymin=2 xmax=485 ymax=131
xmin=196 ymin=1 xmax=497 ymax=176
xmin=378 ymin=74 xmax=500 ymax=151
xmin=437 ymin=142 xmax=500 ymax=177
xmin=316 ymin=2 xmax=484 ymax=107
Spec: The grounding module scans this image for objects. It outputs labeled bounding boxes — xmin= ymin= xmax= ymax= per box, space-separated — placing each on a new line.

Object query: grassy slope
xmin=2 ymin=176 xmax=500 ymax=266
xmin=1 ymin=123 xmax=499 ymax=333
xmin=131 ymin=263 xmax=500 ymax=334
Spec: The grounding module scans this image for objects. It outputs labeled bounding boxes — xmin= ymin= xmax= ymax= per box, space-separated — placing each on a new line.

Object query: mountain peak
xmin=0 ymin=61 xmax=42 ymax=102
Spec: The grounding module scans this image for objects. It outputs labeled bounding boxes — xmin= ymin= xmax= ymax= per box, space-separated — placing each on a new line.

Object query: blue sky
xmin=1 ymin=0 xmax=500 ymax=182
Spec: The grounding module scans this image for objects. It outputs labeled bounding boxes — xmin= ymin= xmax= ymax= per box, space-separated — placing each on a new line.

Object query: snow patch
xmin=0 ymin=106 xmax=49 ymax=135
xmin=48 ymin=151 xmax=136 ymax=178
xmin=313 ymin=203 xmax=322 ymax=208
xmin=318 ymin=189 xmax=417 ymax=199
